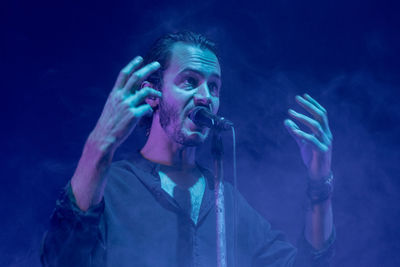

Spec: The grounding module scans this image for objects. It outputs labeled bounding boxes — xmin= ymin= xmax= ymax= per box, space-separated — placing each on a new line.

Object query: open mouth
xmin=187 ymin=106 xmax=212 ymax=128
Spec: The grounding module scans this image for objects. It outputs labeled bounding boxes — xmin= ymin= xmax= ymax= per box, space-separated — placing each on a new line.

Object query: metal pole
xmin=212 ymin=131 xmax=227 ymax=267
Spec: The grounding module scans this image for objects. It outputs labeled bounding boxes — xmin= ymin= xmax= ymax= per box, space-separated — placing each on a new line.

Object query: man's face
xmin=158 ymin=42 xmax=221 ymax=146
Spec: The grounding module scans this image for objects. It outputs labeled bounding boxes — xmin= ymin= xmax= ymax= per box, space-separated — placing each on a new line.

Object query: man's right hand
xmin=88 ymin=56 xmax=161 ymax=156
xmin=71 ymin=57 xmax=161 ymax=211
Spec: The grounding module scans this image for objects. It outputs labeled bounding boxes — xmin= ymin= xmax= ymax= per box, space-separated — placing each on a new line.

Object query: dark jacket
xmin=41 ymin=154 xmax=335 ymax=267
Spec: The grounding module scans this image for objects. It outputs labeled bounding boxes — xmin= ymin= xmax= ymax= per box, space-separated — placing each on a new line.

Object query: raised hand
xmin=89 ymin=56 xmax=161 ymax=155
xmin=71 ymin=57 xmax=161 ymax=210
xmin=284 ymin=93 xmax=333 ymax=181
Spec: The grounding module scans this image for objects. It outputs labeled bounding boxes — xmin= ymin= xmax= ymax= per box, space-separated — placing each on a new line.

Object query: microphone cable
xmin=231 ymin=125 xmax=238 ymax=267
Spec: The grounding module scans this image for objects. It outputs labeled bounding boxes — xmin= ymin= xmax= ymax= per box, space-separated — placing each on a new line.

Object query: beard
xmin=159 ymin=98 xmax=205 ymax=147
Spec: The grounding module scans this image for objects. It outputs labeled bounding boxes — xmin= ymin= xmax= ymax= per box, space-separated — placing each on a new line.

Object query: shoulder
xmin=104 ymin=159 xmax=151 ymax=199
xmin=107 ymin=158 xmax=150 ymax=180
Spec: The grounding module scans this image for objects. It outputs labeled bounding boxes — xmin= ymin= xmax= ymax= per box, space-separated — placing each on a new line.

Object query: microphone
xmin=189 ymin=106 xmax=233 ymax=131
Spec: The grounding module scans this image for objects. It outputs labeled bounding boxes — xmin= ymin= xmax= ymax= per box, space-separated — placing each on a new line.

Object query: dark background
xmin=2 ymin=0 xmax=400 ymax=266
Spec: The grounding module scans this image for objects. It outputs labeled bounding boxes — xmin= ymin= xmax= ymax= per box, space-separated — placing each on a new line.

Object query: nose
xmin=194 ymin=83 xmax=212 ymax=106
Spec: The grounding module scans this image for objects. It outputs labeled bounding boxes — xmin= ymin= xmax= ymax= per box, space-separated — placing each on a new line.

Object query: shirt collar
xmin=122 ymin=151 xmax=216 ymax=224
xmin=126 ymin=150 xmax=214 ymax=190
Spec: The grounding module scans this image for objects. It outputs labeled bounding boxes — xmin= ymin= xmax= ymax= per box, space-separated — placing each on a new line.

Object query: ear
xmin=141 ymin=81 xmax=160 ymax=109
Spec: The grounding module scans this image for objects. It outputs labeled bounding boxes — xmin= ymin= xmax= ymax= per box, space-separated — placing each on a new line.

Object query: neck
xmin=140 ymin=114 xmax=197 ymax=169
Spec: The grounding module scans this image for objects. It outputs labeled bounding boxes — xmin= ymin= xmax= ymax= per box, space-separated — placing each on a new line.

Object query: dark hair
xmin=140 ymin=31 xmax=218 ymax=131
xmin=142 ymin=31 xmax=218 ymax=90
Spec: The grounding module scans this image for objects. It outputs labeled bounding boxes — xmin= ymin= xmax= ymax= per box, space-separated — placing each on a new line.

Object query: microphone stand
xmin=211 ymin=129 xmax=227 ymax=267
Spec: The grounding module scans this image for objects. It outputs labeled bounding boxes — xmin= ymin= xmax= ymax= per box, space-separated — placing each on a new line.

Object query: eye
xmin=182 ymin=77 xmax=198 ymax=88
xmin=208 ymin=82 xmax=220 ymax=96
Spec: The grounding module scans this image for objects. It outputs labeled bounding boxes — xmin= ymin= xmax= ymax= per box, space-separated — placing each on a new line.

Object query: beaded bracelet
xmin=306 ymin=172 xmax=334 ymax=204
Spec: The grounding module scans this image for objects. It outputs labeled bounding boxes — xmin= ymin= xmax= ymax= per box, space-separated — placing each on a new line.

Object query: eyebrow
xmin=179 ymin=68 xmax=221 ymax=80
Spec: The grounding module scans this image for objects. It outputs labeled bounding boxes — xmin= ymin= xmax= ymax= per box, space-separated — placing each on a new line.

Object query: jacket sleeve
xmin=252 ymin=226 xmax=335 ymax=267
xmin=293 ymin=227 xmax=336 ymax=267
xmin=229 ymin=184 xmax=335 ymax=267
xmin=40 ymin=182 xmax=105 ymax=267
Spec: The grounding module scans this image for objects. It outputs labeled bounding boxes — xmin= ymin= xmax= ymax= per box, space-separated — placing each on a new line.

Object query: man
xmin=41 ymin=31 xmax=335 ymax=266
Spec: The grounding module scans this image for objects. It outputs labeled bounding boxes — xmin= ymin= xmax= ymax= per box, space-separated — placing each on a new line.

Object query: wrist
xmin=86 ymin=129 xmax=117 ymax=157
xmin=307 ymin=172 xmax=334 ymax=205
xmin=83 ymin=134 xmax=115 ymax=168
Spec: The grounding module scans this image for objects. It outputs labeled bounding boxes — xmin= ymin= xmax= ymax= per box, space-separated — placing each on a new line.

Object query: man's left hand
xmin=284 ymin=93 xmax=333 ymax=181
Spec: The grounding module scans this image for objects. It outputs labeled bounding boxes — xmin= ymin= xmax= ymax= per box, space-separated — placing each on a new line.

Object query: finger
xmin=303 ymin=93 xmax=327 ymax=113
xmin=123 ymin=61 xmax=161 ymax=94
xmin=126 ymin=87 xmax=162 ymax=107
xmin=284 ymin=118 xmax=300 ymax=130
xmin=295 ymin=95 xmax=326 ymax=123
xmin=301 ymin=94 xmax=333 ymax=138
xmin=130 ymin=104 xmax=154 ymax=117
xmin=291 ymin=128 xmax=329 ymax=152
xmin=288 ymin=109 xmax=326 ymax=140
xmin=284 ymin=119 xmax=303 ymax=147
xmin=114 ymin=56 xmax=143 ymax=89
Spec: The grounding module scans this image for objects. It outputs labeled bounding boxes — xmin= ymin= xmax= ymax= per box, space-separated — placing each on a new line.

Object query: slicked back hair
xmin=142 ymin=31 xmax=218 ymax=90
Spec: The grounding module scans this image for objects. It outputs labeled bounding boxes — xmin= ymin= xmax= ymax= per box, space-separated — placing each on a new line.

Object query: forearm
xmin=304 ymin=198 xmax=333 ymax=250
xmin=71 ymin=132 xmax=114 ymax=211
